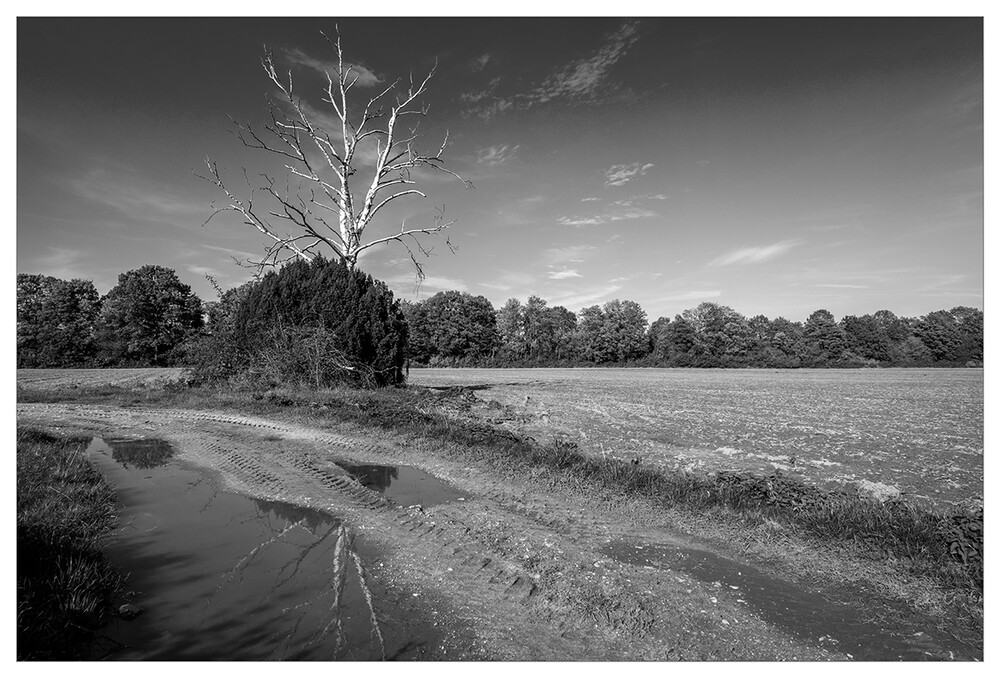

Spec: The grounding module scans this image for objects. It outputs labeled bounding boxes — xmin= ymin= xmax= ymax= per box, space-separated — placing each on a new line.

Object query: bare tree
xmin=201 ymin=28 xmax=470 ymax=279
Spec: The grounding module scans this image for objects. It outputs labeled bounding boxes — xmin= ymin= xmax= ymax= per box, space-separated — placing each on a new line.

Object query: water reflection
xmin=102 ymin=438 xmax=173 ymax=469
xmin=341 ymin=464 xmax=399 ymax=491
xmin=339 ymin=462 xmax=466 ymax=508
xmin=85 ymin=437 xmax=441 ymax=660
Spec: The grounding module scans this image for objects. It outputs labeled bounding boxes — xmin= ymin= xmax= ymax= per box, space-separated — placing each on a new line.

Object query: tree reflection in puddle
xmin=86 ymin=437 xmax=439 ymax=660
xmin=102 ymin=438 xmax=173 ymax=469
xmin=339 ymin=462 xmax=466 ymax=508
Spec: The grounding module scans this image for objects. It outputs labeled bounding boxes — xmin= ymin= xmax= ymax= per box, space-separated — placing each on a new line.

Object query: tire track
xmin=15 ymin=402 xmax=633 ymax=659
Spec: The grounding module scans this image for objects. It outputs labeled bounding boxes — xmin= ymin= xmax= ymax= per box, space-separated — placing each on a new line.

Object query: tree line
xmin=17 ymin=267 xmax=204 ymax=368
xmin=403 ymin=291 xmax=983 ymax=369
xmin=17 ymin=265 xmax=983 ymax=373
xmin=16 ymin=260 xmax=407 ymax=387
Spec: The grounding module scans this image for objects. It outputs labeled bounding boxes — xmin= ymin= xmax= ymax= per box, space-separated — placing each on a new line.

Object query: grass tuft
xmin=17 ymin=428 xmax=124 ymax=660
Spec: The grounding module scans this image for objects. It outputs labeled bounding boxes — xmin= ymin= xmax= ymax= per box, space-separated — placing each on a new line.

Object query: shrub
xmin=188 ymin=258 xmax=408 ymax=388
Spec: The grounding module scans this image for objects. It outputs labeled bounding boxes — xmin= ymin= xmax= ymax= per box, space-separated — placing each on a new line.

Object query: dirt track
xmin=16 ymin=394 xmax=981 ymax=661
xmin=19 ymin=400 xmax=843 ymax=660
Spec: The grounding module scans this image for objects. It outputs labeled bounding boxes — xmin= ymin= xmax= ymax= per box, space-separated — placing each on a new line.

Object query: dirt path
xmin=16 ymin=401 xmax=973 ymax=661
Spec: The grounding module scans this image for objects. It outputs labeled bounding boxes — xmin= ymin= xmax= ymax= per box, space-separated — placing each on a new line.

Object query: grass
xmin=17 ymin=428 xmax=124 ymax=660
xmin=18 ymin=377 xmax=984 ymax=625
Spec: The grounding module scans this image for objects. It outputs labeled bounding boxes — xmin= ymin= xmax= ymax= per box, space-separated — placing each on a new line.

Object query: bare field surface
xmin=16 ymin=368 xmax=185 ymax=389
xmin=411 ymin=368 xmax=984 ymax=510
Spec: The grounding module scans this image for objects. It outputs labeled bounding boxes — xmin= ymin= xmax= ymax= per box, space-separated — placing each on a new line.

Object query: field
xmin=411 ymin=368 xmax=984 ymax=511
xmin=15 ymin=368 xmax=186 ymax=390
xmin=16 ymin=366 xmax=984 ymax=660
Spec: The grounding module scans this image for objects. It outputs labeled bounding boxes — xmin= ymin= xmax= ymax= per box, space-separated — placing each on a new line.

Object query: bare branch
xmin=204 ymin=29 xmax=471 ymax=279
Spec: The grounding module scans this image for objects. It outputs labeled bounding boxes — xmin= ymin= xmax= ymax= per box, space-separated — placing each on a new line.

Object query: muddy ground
xmin=15 ymin=375 xmax=983 ymax=661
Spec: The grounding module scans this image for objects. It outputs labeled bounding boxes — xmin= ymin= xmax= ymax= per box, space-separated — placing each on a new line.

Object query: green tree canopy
xmin=405 ymin=290 xmax=499 ymax=364
xmin=17 ymin=275 xmax=101 ymax=367
xmin=95 ymin=265 xmax=204 ymax=366
xmin=802 ymin=309 xmax=848 ymax=365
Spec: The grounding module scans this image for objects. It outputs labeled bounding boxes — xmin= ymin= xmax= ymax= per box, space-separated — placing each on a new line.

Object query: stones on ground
xmin=855 ymin=479 xmax=903 ymax=502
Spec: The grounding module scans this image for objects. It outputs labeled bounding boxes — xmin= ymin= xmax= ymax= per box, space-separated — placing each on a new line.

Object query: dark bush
xmin=188 ymin=258 xmax=408 ymax=388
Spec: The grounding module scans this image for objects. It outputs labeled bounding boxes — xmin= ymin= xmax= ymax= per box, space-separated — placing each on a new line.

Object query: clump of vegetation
xmin=187 ymin=257 xmax=408 ymax=389
xmin=17 ymin=428 xmax=124 ymax=660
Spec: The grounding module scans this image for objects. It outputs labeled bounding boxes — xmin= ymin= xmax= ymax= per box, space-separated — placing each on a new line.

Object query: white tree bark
xmin=201 ymin=28 xmax=470 ymax=279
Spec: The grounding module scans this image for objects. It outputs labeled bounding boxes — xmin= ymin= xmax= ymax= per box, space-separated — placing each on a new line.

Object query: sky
xmin=15 ymin=13 xmax=985 ymax=324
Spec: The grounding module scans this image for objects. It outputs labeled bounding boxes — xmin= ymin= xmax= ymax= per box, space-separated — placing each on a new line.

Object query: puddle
xmin=600 ymin=539 xmax=981 ymax=661
xmin=339 ymin=462 xmax=467 ymax=508
xmin=87 ymin=437 xmax=442 ymax=660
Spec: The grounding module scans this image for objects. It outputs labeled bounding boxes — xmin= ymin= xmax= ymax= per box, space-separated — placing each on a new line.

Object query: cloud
xmin=460 ymin=19 xmax=642 ymax=119
xmin=815 ymin=283 xmax=869 ymax=289
xmin=581 ymin=196 xmax=601 ymax=202
xmin=557 ymin=215 xmax=605 ymax=227
xmin=477 ymin=144 xmax=520 ymax=166
xmin=202 ymin=244 xmax=262 ymax=262
xmin=70 ymin=168 xmax=209 ymax=227
xmin=472 ymin=53 xmax=492 ymax=71
xmin=542 ymin=245 xmax=596 ymax=266
xmin=710 ymin=240 xmax=800 ymax=266
xmin=32 ymin=247 xmax=89 ymax=280
xmin=187 ymin=265 xmax=227 ymax=278
xmin=283 ymin=47 xmax=381 ymax=87
xmin=548 ymin=269 xmax=582 ymax=280
xmin=480 ymin=282 xmax=513 ymax=292
xmin=530 ymin=20 xmax=641 ymax=104
xmin=546 ymin=284 xmax=624 ymax=311
xmin=384 ymin=273 xmax=468 ymax=294
xmin=557 ymin=207 xmax=657 ymax=227
xmin=657 ymin=290 xmax=723 ymax=302
xmin=459 ymin=77 xmax=514 ymax=121
xmin=604 ymin=162 xmax=654 ymax=187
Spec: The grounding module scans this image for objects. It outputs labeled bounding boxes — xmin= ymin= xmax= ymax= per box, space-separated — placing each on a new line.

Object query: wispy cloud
xmin=657 ymin=290 xmax=723 ymax=302
xmin=604 ymin=162 xmax=654 ymax=187
xmin=202 ymin=244 xmax=261 ymax=262
xmin=557 ymin=206 xmax=657 ymax=227
xmin=542 ymin=245 xmax=596 ymax=266
xmin=710 ymin=240 xmax=800 ymax=266
xmin=472 ymin=53 xmax=492 ymax=71
xmin=548 ymin=269 xmax=582 ymax=280
xmin=70 ymin=168 xmax=208 ymax=227
xmin=282 ymin=47 xmax=381 ymax=87
xmin=384 ymin=273 xmax=469 ymax=295
xmin=530 ymin=20 xmax=641 ymax=104
xmin=460 ymin=19 xmax=642 ymax=120
xmin=557 ymin=215 xmax=605 ymax=227
xmin=477 ymin=144 xmax=520 ymax=166
xmin=32 ymin=247 xmax=89 ymax=280
xmin=459 ymin=77 xmax=512 ymax=120
xmin=815 ymin=283 xmax=869 ymax=289
xmin=187 ymin=264 xmax=227 ymax=278
xmin=546 ymin=284 xmax=624 ymax=311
